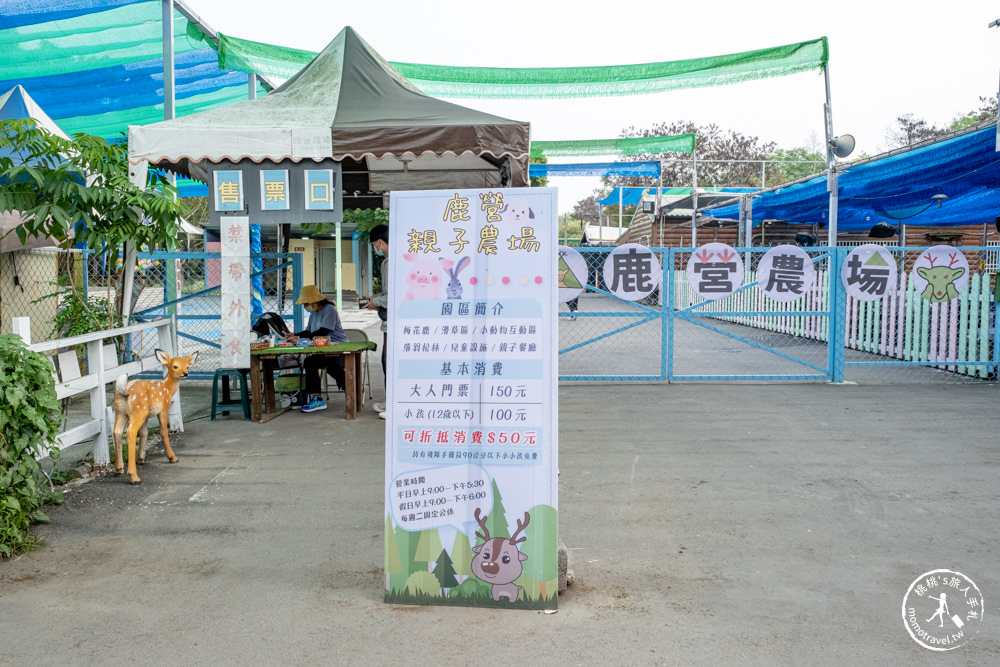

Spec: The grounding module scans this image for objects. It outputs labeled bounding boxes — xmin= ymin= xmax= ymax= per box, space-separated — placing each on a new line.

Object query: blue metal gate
xmin=127 ymin=251 xmax=303 ymax=380
xmin=558 ymin=246 xmax=998 ymax=383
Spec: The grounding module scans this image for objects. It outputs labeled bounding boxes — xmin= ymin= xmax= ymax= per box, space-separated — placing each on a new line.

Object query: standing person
xmin=364 ymin=224 xmax=389 ymax=419
xmin=286 ymin=285 xmax=348 ymax=413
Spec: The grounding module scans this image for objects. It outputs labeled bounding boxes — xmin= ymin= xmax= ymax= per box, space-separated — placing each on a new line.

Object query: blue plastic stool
xmin=211 ymin=368 xmax=251 ymax=421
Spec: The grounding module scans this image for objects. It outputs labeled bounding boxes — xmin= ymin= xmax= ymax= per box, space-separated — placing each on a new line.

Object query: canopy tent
xmin=0 ymin=85 xmax=71 ymax=141
xmin=0 ymin=86 xmax=71 ymax=252
xmin=0 ymin=0 xmax=269 ymax=140
xmin=129 ymin=27 xmax=530 ymax=195
xmin=704 ymin=122 xmax=1000 ymax=231
xmin=598 ymin=187 xmax=653 ymax=207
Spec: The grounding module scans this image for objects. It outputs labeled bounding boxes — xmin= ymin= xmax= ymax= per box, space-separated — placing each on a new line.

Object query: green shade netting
xmin=0 ymin=3 xmax=208 ymax=81
xmin=218 ymin=32 xmax=316 ymax=80
xmin=217 ymin=34 xmax=828 ymax=99
xmin=531 ymin=134 xmax=696 ymax=158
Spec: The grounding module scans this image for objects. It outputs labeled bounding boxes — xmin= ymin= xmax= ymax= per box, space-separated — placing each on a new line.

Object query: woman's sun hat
xmin=295 ymin=284 xmax=326 ymax=305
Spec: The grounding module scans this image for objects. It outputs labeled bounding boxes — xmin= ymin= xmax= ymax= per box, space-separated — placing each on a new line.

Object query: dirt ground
xmin=1 ymin=380 xmax=998 ymax=666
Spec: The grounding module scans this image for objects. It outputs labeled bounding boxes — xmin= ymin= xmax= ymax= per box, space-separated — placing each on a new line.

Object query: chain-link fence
xmin=5 ymin=244 xmax=995 ymax=385
xmin=558 ymin=245 xmax=997 ymax=384
xmin=125 ymin=250 xmax=302 ymax=380
xmin=558 ymin=247 xmax=666 ymax=380
xmin=670 ymin=246 xmax=996 ymax=383
xmin=1 ymin=248 xmax=103 ymax=343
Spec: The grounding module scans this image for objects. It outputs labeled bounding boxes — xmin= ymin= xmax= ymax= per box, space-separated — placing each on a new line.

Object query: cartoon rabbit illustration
xmin=439 ymin=256 xmax=470 ymax=299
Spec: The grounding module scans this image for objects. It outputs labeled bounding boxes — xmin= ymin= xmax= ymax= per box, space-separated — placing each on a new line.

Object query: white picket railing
xmin=13 ymin=317 xmax=185 ymax=467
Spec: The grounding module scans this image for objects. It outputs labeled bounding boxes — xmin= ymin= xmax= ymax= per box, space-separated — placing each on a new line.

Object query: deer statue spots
xmin=916 ymin=251 xmax=966 ymax=303
xmin=112 ymin=349 xmax=198 ymax=485
xmin=471 ymin=508 xmax=530 ymax=603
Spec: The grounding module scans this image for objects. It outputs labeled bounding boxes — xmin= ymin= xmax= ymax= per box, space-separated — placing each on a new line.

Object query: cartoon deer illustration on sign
xmin=916 ymin=252 xmax=966 ymax=303
xmin=471 ymin=508 xmax=530 ymax=603
xmin=112 ymin=349 xmax=198 ymax=485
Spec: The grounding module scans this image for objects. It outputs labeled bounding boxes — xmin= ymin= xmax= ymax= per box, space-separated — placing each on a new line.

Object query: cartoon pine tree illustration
xmin=450 ymin=530 xmax=474 ymax=583
xmin=432 ymin=548 xmax=459 ymax=594
xmin=482 ymin=478 xmax=510 ymax=541
xmin=384 ymin=514 xmax=403 ymax=592
xmin=393 ymin=523 xmax=420 ymax=590
xmin=519 ymin=504 xmax=559 ymax=602
xmin=558 ymin=256 xmax=583 ymax=289
xmin=414 ymin=528 xmax=443 ymax=572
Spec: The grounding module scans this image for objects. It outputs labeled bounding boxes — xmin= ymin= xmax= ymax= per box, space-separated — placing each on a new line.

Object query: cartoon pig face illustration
xmin=403 ymin=252 xmax=443 ymax=301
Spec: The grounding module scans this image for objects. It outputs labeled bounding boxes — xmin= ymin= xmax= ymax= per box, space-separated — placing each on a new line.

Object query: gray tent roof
xmin=129 ymin=27 xmax=530 ymax=193
xmin=0 ymin=85 xmax=68 ymax=252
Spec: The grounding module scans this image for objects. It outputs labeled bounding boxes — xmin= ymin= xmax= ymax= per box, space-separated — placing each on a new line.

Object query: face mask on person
xmin=373 ymin=245 xmax=384 ymax=257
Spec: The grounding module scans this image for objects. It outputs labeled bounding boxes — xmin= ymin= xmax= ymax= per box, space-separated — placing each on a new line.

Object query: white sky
xmin=192 ymin=0 xmax=1000 ymax=214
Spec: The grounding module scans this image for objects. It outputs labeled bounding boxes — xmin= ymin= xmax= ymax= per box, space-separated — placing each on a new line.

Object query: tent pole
xmin=121 ymin=242 xmax=137 ymax=322
xmin=162 ymin=0 xmax=175 ymax=121
xmin=737 ymin=196 xmax=745 ymax=247
xmin=691 ymin=153 xmax=698 ymax=247
xmin=824 ymin=65 xmax=838 ymax=247
xmin=599 ymin=204 xmax=603 ymax=247
xmin=335 ymin=220 xmax=343 ymax=312
xmin=657 ymin=161 xmax=663 ymax=246
xmin=618 ymin=187 xmax=622 ymax=237
xmin=992 ymin=19 xmax=1000 ymax=150
xmin=248 ymin=73 xmax=257 ymax=100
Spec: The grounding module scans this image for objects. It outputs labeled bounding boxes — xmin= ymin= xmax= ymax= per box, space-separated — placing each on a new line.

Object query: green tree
xmin=403 ymin=570 xmax=440 ymax=597
xmin=618 ymin=120 xmax=777 ymax=189
xmin=0 ymin=335 xmax=64 ymax=558
xmin=529 ymin=155 xmax=549 ymax=188
xmin=299 ymin=207 xmax=389 ymax=241
xmin=414 ymin=528 xmax=442 ymax=570
xmin=884 ymin=113 xmax=948 ymax=149
xmin=572 ymin=120 xmax=778 ymax=216
xmin=950 ymin=95 xmax=998 ymax=131
xmin=482 ymin=479 xmax=510 ymax=541
xmin=384 ymin=514 xmax=403 ymax=591
xmin=765 ymin=147 xmax=826 ymax=185
xmin=570 ymin=196 xmax=599 ymax=225
xmin=391 ymin=524 xmax=421 ymax=590
xmin=519 ymin=504 xmax=559 ymax=601
xmin=432 ymin=548 xmax=459 ymax=591
xmin=558 ymin=215 xmax=586 ymax=245
xmin=450 ymin=529 xmax=474 ymax=578
xmin=0 ymin=119 xmax=181 ymax=250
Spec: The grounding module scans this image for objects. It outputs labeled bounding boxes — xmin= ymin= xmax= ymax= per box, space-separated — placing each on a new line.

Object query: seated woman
xmin=285 ymin=285 xmax=348 ymax=413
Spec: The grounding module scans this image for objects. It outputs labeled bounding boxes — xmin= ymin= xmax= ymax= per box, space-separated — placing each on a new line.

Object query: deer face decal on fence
xmin=916 ymin=251 xmax=967 ymax=303
xmin=471 ymin=508 xmax=530 ymax=603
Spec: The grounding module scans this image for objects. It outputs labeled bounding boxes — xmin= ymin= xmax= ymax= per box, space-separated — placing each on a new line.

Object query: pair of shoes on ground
xmin=373 ymin=401 xmax=387 ymax=420
xmin=301 ymin=396 xmax=327 ymax=413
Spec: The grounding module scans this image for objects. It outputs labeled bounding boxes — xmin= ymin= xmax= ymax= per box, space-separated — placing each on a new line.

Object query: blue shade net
xmin=705 ymin=124 xmax=1000 ymax=231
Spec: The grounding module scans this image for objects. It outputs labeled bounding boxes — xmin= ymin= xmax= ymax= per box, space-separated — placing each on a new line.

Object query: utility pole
xmin=991 ymin=19 xmax=1000 ymax=151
